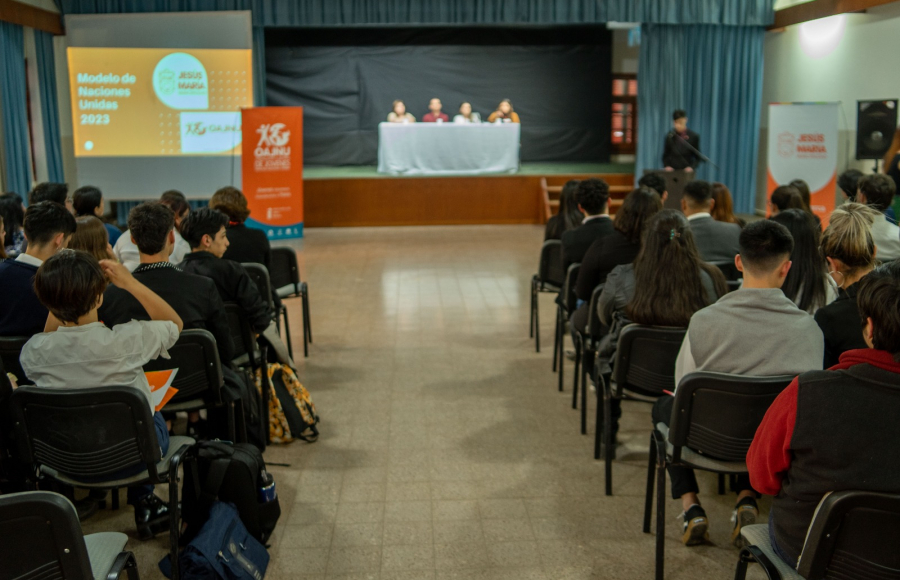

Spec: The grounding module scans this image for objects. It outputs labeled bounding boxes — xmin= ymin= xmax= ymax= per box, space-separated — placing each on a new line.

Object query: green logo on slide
xmin=152 ymin=53 xmax=208 ymax=110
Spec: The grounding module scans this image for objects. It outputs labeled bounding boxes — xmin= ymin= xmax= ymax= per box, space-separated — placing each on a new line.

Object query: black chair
xmin=0 ymin=335 xmax=30 ymax=385
xmin=0 ymin=490 xmax=139 ymax=580
xmin=735 ymin=491 xmax=900 ymax=580
xmin=710 ymin=259 xmax=742 ymax=292
xmin=554 ymin=263 xmax=581 ymax=393
xmin=10 ymin=386 xmax=194 ymax=580
xmin=143 ymin=329 xmax=235 ymax=442
xmin=644 ymin=371 xmax=794 ymax=580
xmin=270 ymin=247 xmax=312 ymax=358
xmin=597 ymin=324 xmax=686 ymax=494
xmin=225 ymin=303 xmax=269 ymax=446
xmin=571 ymin=283 xmax=604 ymax=434
xmin=530 ymin=239 xmax=564 ymax=354
xmin=242 ymin=261 xmax=294 ymax=361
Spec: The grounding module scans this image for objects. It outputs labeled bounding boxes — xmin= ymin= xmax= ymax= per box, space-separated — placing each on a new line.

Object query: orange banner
xmin=241 ymin=107 xmax=304 ymax=239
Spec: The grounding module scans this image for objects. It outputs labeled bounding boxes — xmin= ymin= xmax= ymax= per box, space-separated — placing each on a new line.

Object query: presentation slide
xmin=67 ymin=48 xmax=253 ymax=158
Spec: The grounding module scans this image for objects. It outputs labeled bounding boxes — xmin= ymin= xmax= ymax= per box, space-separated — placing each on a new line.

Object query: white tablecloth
xmin=377 ymin=122 xmax=520 ymax=176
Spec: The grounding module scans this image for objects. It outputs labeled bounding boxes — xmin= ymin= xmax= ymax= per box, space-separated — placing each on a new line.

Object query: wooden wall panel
xmin=304 ymin=173 xmax=633 ymax=227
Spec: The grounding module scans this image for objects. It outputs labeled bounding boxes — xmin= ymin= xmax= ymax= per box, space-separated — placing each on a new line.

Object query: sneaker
xmin=731 ymin=496 xmax=759 ymax=548
xmin=680 ymin=505 xmax=709 ymax=546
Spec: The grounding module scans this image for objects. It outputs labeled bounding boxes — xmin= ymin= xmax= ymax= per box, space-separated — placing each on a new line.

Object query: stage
xmin=303 ymin=162 xmax=635 ymax=228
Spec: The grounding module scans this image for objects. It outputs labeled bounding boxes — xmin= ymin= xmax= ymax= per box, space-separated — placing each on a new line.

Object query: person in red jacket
xmin=421 ymin=98 xmax=449 ymax=123
xmin=747 ymin=261 xmax=900 ymax=568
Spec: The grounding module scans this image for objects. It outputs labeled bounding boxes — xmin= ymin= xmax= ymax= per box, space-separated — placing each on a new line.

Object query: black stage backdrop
xmin=265 ymin=26 xmax=612 ymax=166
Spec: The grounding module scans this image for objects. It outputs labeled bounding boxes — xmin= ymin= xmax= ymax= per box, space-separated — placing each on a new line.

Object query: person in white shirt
xmin=114 ymin=190 xmax=191 ymax=271
xmin=856 ymin=173 xmax=900 ymax=261
xmin=20 ymin=249 xmax=183 ymax=540
xmin=453 ymin=102 xmax=481 ymax=124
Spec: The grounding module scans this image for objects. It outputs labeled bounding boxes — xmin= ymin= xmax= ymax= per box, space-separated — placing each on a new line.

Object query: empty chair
xmin=11 ymin=386 xmax=193 ymax=580
xmin=643 ymin=371 xmax=794 ymax=580
xmin=269 ymin=247 xmax=313 ymax=358
xmin=735 ymin=490 xmax=900 ymax=580
xmin=530 ymin=239 xmax=564 ymax=353
xmin=0 ymin=490 xmax=139 ymax=580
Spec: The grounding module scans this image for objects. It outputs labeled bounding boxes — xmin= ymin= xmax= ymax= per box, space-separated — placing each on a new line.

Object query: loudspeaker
xmin=856 ymin=100 xmax=898 ymax=160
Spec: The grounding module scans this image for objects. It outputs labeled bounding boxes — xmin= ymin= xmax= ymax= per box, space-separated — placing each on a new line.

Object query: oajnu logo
xmin=254 ymin=123 xmax=291 ymax=171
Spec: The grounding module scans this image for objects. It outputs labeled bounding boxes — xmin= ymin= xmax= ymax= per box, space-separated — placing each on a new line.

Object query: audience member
xmin=748 ymin=261 xmax=900 ymax=568
xmin=72 ymin=185 xmax=122 ymax=246
xmin=681 ymin=180 xmax=741 ymax=263
xmin=856 ymin=173 xmax=900 ymax=261
xmin=178 ymin=208 xmax=271 ymax=334
xmin=771 ymin=209 xmax=836 ymax=314
xmin=0 ymin=202 xmax=76 ymax=337
xmin=28 ymin=182 xmax=73 ymax=214
xmin=596 ymin=210 xmax=726 ymax=448
xmin=637 ymin=173 xmax=668 ymax=203
xmin=0 ymin=193 xmax=25 ymax=257
xmin=837 ymin=168 xmax=863 ymax=202
xmin=544 ymin=180 xmax=582 ymax=241
xmin=561 ymin=178 xmax=613 ymax=269
xmin=422 ymin=98 xmax=449 ymax=123
xmin=453 ymin=102 xmax=481 ymax=124
xmin=69 ymin=216 xmax=115 ymax=262
xmin=387 ymin=100 xmax=415 ymax=123
xmin=815 ymin=202 xmax=880 ymax=367
xmin=788 ymin=178 xmax=823 ymax=227
xmin=710 ymin=182 xmax=745 ymax=227
xmin=20 ymin=250 xmax=183 ymax=540
xmin=114 ymin=190 xmax=191 ymax=270
xmin=487 ymin=99 xmax=520 ymax=124
xmin=768 ymin=185 xmax=804 ymax=216
xmin=571 ymin=187 xmax=661 ymax=334
xmin=657 ymin=220 xmax=823 ymax=547
xmin=209 ymin=187 xmax=271 ymax=270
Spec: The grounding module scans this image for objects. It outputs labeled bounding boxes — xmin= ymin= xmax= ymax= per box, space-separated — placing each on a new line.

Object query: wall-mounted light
xmin=798 ymin=14 xmax=847 ymax=58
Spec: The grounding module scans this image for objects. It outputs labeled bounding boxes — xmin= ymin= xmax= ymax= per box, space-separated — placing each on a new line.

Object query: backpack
xmin=255 ymin=363 xmax=319 ymax=443
xmin=160 ymin=502 xmax=269 ymax=580
xmin=181 ymin=441 xmax=281 ymax=545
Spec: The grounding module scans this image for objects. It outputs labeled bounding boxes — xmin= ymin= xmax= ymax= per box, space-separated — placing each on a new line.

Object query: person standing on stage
xmin=422 ymin=98 xmax=449 ymax=123
xmin=663 ymin=109 xmax=701 ymax=172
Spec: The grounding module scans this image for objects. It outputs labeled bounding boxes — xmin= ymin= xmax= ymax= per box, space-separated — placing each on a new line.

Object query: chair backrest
xmin=798 ymin=490 xmax=900 ymax=580
xmin=537 ymin=239 xmax=564 ymax=288
xmin=143 ymin=329 xmax=224 ymax=404
xmin=586 ymin=283 xmax=605 ymax=340
xmin=11 ymin=386 xmax=162 ymax=481
xmin=709 ymin=259 xmax=741 ymax=282
xmin=269 ymin=246 xmax=300 ymax=291
xmin=0 ymin=491 xmax=94 ymax=580
xmin=668 ymin=372 xmax=795 ymax=462
xmin=0 ymin=335 xmax=31 ymax=385
xmin=225 ymin=303 xmax=259 ymax=370
xmin=612 ymin=324 xmax=687 ymax=398
xmin=562 ymin=263 xmax=581 ymax=312
xmin=242 ymin=262 xmax=275 ymax=310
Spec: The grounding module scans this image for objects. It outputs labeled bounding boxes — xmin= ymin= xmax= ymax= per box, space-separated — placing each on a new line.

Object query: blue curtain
xmin=34 ymin=30 xmax=65 ymax=183
xmin=0 ymin=22 xmax=31 ymax=197
xmin=61 ymin=0 xmax=773 ymax=26
xmin=636 ymin=24 xmax=764 ymax=215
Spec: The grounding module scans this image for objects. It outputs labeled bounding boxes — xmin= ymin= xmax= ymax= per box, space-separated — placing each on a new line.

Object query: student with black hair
xmin=856 ymin=173 xmax=900 ymax=261
xmin=114 ymin=190 xmax=191 ymax=271
xmin=72 ymin=185 xmax=121 ymax=246
xmin=771 ymin=208 xmax=836 ymax=314
xmin=28 ymin=182 xmax=72 ymax=214
xmin=659 ymin=219 xmax=823 ymax=549
xmin=544 ymin=180 xmax=582 ymax=241
xmin=681 ymin=180 xmax=741 ymax=263
xmin=561 ymin=178 xmax=613 ymax=269
xmin=0 ymin=202 xmax=76 ymax=337
xmin=20 ymin=249 xmax=183 ymax=540
xmin=768 ymin=185 xmax=805 ymax=216
xmin=0 ymin=193 xmax=25 ymax=257
xmin=749 ymin=260 xmax=900 ymax=569
xmin=663 ymin=109 xmax=701 ymax=171
xmin=637 ymin=173 xmax=668 ymax=203
xmin=837 ymin=169 xmax=863 ymax=201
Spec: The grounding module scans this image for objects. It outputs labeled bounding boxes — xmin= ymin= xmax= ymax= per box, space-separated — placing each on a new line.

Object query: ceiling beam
xmin=0 ymin=0 xmax=64 ymax=35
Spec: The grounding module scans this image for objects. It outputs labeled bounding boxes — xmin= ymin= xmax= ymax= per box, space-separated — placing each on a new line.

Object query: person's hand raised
xmin=100 ymin=259 xmax=136 ymax=289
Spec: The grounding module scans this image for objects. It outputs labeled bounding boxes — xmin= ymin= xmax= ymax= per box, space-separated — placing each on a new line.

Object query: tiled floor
xmin=83 ymin=225 xmax=768 ymax=579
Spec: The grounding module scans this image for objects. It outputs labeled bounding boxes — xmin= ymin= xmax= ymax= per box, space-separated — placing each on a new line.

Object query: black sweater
xmin=223 ymin=224 xmax=271 ymax=270
xmin=0 ymin=259 xmax=46 ymax=337
xmin=575 ymin=229 xmax=639 ymax=302
xmin=814 ymin=283 xmax=867 ymax=368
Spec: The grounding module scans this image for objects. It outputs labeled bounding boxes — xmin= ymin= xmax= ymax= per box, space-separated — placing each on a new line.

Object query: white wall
xmin=758 ymin=2 xmax=900 ymax=210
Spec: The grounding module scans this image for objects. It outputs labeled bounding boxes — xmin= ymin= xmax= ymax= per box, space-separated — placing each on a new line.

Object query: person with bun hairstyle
xmin=815 ymin=202 xmax=881 ymax=367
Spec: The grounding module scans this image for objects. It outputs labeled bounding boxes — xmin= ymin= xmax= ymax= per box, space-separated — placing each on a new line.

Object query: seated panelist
xmin=453 ymin=102 xmax=481 ymax=124
xmin=487 ymin=99 xmax=520 ymax=124
xmin=422 ymin=98 xmax=449 ymax=123
xmin=387 ymin=100 xmax=415 ymax=123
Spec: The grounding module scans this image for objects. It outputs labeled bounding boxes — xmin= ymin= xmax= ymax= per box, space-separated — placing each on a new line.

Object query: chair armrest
xmin=106 ymin=551 xmax=137 ymax=580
